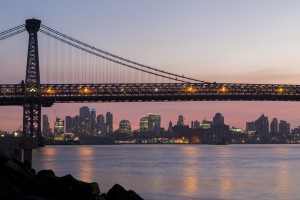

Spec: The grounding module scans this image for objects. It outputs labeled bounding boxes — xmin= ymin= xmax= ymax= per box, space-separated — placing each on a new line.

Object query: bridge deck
xmin=0 ymin=83 xmax=300 ymax=106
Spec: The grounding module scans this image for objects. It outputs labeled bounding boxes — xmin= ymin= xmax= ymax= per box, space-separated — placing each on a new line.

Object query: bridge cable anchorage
xmin=40 ymin=29 xmax=198 ymax=83
xmin=40 ymin=24 xmax=209 ymax=84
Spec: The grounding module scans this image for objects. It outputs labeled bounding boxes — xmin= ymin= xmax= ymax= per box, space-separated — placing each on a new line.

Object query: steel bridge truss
xmin=1 ymin=82 xmax=300 ymax=106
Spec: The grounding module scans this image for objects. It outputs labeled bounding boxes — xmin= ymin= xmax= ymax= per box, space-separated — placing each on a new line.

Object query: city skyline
xmin=1 ymin=102 xmax=300 ymax=132
xmin=38 ymin=105 xmax=297 ymax=133
xmin=1 ymin=1 xmax=300 ymax=132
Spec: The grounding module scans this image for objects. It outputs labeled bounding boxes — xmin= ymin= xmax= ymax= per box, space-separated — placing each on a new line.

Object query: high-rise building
xmin=106 ymin=112 xmax=113 ymax=134
xmin=193 ymin=120 xmax=201 ymax=129
xmin=177 ymin=115 xmax=184 ymax=126
xmin=72 ymin=115 xmax=81 ymax=136
xmin=168 ymin=121 xmax=173 ymax=132
xmin=140 ymin=116 xmax=148 ymax=132
xmin=255 ymin=114 xmax=269 ymax=135
xmin=90 ymin=108 xmax=96 ymax=135
xmin=54 ymin=118 xmax=64 ymax=136
xmin=119 ymin=120 xmax=131 ymax=133
xmin=96 ymin=114 xmax=106 ymax=134
xmin=80 ymin=106 xmax=90 ymax=120
xmin=213 ymin=113 xmax=224 ymax=125
xmin=148 ymin=113 xmax=161 ymax=136
xmin=42 ymin=114 xmax=51 ymax=138
xmin=78 ymin=106 xmax=96 ymax=135
xmin=65 ymin=116 xmax=73 ymax=133
xmin=246 ymin=121 xmax=255 ymax=131
xmin=270 ymin=118 xmax=278 ymax=134
xmin=279 ymin=120 xmax=290 ymax=135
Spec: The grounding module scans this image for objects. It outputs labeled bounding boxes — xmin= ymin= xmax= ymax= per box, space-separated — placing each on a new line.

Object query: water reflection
xmin=275 ymin=146 xmax=289 ymax=199
xmin=181 ymin=146 xmax=199 ymax=195
xmin=216 ymin=147 xmax=232 ymax=199
xmin=76 ymin=147 xmax=94 ymax=182
xmin=36 ymin=147 xmax=58 ymax=170
xmin=32 ymin=144 xmax=300 ymax=200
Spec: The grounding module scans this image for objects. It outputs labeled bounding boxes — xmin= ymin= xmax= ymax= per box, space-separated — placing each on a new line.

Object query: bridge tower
xmin=23 ymin=19 xmax=44 ymax=146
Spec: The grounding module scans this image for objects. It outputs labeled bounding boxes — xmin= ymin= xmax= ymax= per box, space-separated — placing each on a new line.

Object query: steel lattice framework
xmin=0 ymin=83 xmax=300 ymax=106
xmin=23 ymin=19 xmax=43 ymax=143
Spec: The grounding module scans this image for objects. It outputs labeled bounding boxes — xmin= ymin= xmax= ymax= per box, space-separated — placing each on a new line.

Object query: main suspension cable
xmin=40 ymin=29 xmax=192 ymax=83
xmin=0 ymin=24 xmax=24 ymax=36
xmin=41 ymin=24 xmax=208 ymax=83
xmin=0 ymin=29 xmax=26 ymax=41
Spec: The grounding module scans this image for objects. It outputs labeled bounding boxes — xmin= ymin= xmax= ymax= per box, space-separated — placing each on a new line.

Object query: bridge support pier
xmin=23 ymin=19 xmax=44 ymax=146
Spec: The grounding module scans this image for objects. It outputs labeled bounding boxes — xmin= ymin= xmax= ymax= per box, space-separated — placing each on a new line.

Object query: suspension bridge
xmin=0 ymin=18 xmax=299 ymax=144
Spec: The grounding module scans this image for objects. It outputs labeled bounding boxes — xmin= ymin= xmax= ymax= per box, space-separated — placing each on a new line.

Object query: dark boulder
xmin=36 ymin=169 xmax=56 ymax=179
xmin=0 ymin=153 xmax=142 ymax=200
xmin=107 ymin=184 xmax=143 ymax=200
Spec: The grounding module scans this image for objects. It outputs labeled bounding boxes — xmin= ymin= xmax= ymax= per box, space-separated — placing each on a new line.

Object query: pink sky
xmin=1 ymin=101 xmax=300 ymax=132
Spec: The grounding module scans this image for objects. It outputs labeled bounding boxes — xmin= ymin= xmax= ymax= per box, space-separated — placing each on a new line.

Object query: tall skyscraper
xmin=54 ymin=118 xmax=64 ymax=136
xmin=90 ymin=108 xmax=96 ymax=135
xmin=96 ymin=114 xmax=105 ymax=134
xmin=72 ymin=115 xmax=81 ymax=136
xmin=80 ymin=106 xmax=90 ymax=120
xmin=270 ymin=118 xmax=278 ymax=134
xmin=213 ymin=113 xmax=224 ymax=125
xmin=177 ymin=115 xmax=184 ymax=126
xmin=119 ymin=120 xmax=131 ymax=133
xmin=279 ymin=120 xmax=290 ymax=135
xmin=168 ymin=121 xmax=173 ymax=132
xmin=79 ymin=106 xmax=96 ymax=135
xmin=65 ymin=116 xmax=73 ymax=133
xmin=148 ymin=113 xmax=161 ymax=136
xmin=140 ymin=116 xmax=148 ymax=132
xmin=42 ymin=114 xmax=51 ymax=138
xmin=255 ymin=114 xmax=269 ymax=135
xmin=106 ymin=112 xmax=113 ymax=134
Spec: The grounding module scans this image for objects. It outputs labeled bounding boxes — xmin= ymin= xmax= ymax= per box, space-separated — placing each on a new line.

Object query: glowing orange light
xmin=186 ymin=86 xmax=197 ymax=93
xmin=82 ymin=87 xmax=92 ymax=94
xmin=46 ymin=87 xmax=55 ymax=94
xmin=220 ymin=86 xmax=228 ymax=93
xmin=277 ymin=87 xmax=284 ymax=93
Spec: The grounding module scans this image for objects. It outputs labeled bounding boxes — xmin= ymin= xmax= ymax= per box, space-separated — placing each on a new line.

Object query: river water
xmin=32 ymin=144 xmax=300 ymax=200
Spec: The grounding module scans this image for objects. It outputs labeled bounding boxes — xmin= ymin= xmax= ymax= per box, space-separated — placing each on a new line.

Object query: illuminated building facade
xmin=54 ymin=118 xmax=64 ymax=136
xmin=106 ymin=112 xmax=113 ymax=134
xmin=140 ymin=116 xmax=148 ymax=132
xmin=119 ymin=120 xmax=131 ymax=133
xmin=147 ymin=113 xmax=161 ymax=136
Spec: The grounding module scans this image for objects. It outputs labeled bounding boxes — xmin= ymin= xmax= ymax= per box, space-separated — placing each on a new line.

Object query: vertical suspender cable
xmin=54 ymin=39 xmax=57 ymax=84
xmin=47 ymin=35 xmax=50 ymax=83
xmin=62 ymin=42 xmax=65 ymax=84
xmin=77 ymin=48 xmax=79 ymax=83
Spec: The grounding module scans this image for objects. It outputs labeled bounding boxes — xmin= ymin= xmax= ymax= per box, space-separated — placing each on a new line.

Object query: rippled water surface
xmin=32 ymin=144 xmax=300 ymax=200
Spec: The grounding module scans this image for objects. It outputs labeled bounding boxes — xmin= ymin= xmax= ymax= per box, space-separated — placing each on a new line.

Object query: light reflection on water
xmin=32 ymin=144 xmax=300 ymax=200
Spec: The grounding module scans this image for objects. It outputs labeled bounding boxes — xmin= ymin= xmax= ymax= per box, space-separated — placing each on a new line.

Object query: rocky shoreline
xmin=0 ymin=152 xmax=143 ymax=200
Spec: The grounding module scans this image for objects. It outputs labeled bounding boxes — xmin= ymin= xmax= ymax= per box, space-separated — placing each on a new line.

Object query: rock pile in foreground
xmin=0 ymin=153 xmax=143 ymax=200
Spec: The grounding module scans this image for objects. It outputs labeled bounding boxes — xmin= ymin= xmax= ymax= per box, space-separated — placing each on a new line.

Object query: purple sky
xmin=1 ymin=1 xmax=300 ymax=131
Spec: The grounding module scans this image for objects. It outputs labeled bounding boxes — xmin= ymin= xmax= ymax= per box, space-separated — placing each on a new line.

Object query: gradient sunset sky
xmin=1 ymin=1 xmax=300 ymax=131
